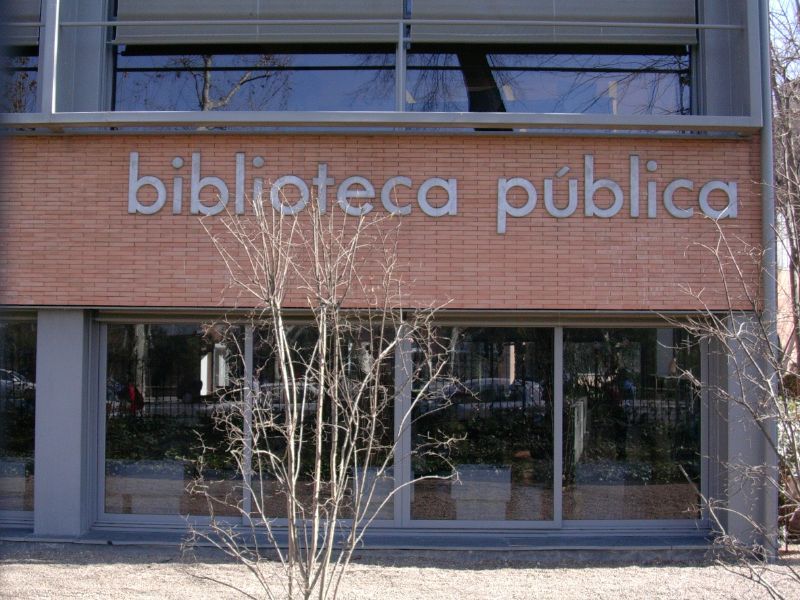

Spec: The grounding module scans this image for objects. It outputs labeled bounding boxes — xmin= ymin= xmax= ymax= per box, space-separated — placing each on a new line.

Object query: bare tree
xmin=659 ymin=221 xmax=800 ymax=599
xmin=773 ymin=0 xmax=800 ymax=369
xmin=116 ymin=52 xmax=291 ymax=112
xmin=0 ymin=53 xmax=37 ymax=113
xmin=183 ymin=196 xmax=458 ymax=599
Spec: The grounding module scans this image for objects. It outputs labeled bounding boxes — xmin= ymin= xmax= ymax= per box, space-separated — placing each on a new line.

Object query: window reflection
xmin=0 ymin=321 xmax=36 ymax=511
xmin=104 ymin=323 xmax=243 ymax=516
xmin=406 ymin=46 xmax=690 ymax=115
xmin=563 ymin=328 xmax=701 ymax=520
xmin=99 ymin=322 xmax=704 ymax=522
xmin=252 ymin=325 xmax=395 ymax=520
xmin=0 ymin=320 xmax=36 ymax=512
xmin=112 ymin=44 xmax=690 ymax=116
xmin=113 ymin=46 xmax=396 ymax=111
xmin=412 ymin=328 xmax=554 ymax=521
xmin=1 ymin=49 xmax=38 ymax=113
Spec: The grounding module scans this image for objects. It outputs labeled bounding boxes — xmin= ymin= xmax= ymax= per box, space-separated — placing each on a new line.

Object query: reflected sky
xmin=114 ymin=47 xmax=396 ymax=111
xmin=1 ymin=53 xmax=38 ymax=113
xmin=406 ymin=50 xmax=690 ymax=114
xmin=113 ymin=45 xmax=690 ymax=115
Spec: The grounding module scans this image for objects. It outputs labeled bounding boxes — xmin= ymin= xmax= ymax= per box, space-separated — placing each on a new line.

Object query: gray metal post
xmin=33 ymin=310 xmax=93 ymax=537
xmin=724 ymin=313 xmax=776 ymax=546
xmin=394 ymin=323 xmax=413 ymax=526
xmin=758 ymin=0 xmax=779 ymax=553
xmin=395 ymin=20 xmax=407 ymax=112
xmin=242 ymin=324 xmax=254 ymax=519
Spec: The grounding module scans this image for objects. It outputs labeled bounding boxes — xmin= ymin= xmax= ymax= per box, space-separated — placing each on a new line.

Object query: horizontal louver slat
xmin=114 ymin=0 xmax=403 ymax=45
xmin=115 ymin=0 xmax=697 ymax=46
xmin=411 ymin=0 xmax=697 ymax=45
xmin=1 ymin=0 xmax=41 ymax=46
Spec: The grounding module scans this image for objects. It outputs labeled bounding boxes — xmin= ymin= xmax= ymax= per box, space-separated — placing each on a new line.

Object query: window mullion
xmin=242 ymin=324 xmax=254 ymax=520
xmin=39 ymin=0 xmax=60 ymax=114
xmin=554 ymin=326 xmax=564 ymax=526
xmin=395 ymin=20 xmax=407 ymax=112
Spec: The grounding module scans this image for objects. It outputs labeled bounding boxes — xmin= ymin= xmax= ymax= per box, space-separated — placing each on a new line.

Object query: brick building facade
xmin=0 ymin=0 xmax=778 ymax=553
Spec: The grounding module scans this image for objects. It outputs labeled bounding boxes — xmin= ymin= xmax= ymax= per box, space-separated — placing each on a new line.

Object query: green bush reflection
xmin=104 ymin=323 xmax=243 ymax=516
xmin=563 ymin=328 xmax=701 ymax=520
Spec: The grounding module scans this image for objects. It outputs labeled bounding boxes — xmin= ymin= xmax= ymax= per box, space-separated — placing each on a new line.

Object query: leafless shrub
xmin=182 ymin=193 xmax=459 ymax=599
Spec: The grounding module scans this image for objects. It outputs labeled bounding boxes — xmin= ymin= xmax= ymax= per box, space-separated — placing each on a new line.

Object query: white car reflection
xmin=0 ymin=369 xmax=34 ymax=393
xmin=0 ymin=369 xmax=35 ymax=409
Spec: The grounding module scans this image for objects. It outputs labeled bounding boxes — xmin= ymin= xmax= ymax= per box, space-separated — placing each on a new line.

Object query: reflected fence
xmin=106 ymin=383 xmax=236 ymax=422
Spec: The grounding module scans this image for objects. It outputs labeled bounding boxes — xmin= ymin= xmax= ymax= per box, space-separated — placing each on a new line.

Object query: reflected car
xmin=0 ymin=369 xmax=34 ymax=395
xmin=0 ymin=369 xmax=35 ymax=410
xmin=440 ymin=378 xmax=544 ymax=419
xmin=256 ymin=378 xmax=375 ymax=414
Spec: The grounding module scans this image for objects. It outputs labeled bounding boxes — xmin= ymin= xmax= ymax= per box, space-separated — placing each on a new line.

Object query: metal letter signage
xmin=127 ymin=151 xmax=739 ymax=234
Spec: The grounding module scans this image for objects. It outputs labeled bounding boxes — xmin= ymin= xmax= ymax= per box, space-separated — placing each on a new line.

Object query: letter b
xmin=584 ymin=155 xmax=623 ymax=218
xmin=191 ymin=152 xmax=229 ymax=216
xmin=128 ymin=152 xmax=166 ymax=215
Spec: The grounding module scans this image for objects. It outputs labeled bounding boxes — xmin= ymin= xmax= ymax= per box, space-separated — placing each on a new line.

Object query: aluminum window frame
xmin=91 ymin=313 xmax=711 ymax=533
xmin=558 ymin=324 xmax=710 ymax=531
xmin=403 ymin=325 xmax=561 ymax=530
xmin=89 ymin=310 xmax=714 ymax=536
xmin=111 ymin=43 xmax=400 ymax=114
xmin=95 ymin=320 xmax=247 ymax=528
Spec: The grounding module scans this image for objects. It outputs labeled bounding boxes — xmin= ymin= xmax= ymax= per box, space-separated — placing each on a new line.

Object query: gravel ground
xmin=1 ymin=541 xmax=799 ymax=599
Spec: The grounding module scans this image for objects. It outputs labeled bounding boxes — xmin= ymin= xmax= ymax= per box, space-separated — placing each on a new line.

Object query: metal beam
xmin=0 ymin=110 xmax=762 ymax=133
xmin=58 ymin=19 xmax=743 ymax=31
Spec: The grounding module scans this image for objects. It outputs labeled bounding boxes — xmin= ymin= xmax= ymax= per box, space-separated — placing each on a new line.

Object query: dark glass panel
xmin=104 ymin=323 xmax=243 ymax=516
xmin=406 ymin=46 xmax=690 ymax=115
xmin=411 ymin=327 xmax=554 ymax=521
xmin=114 ymin=46 xmax=395 ymax=111
xmin=0 ymin=320 xmax=36 ymax=511
xmin=563 ymin=328 xmax=701 ymax=520
xmin=1 ymin=48 xmax=38 ymax=113
xmin=252 ymin=324 xmax=395 ymax=520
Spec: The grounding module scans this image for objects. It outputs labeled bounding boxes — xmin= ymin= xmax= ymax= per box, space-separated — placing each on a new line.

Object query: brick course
xmin=0 ymin=133 xmax=762 ymax=311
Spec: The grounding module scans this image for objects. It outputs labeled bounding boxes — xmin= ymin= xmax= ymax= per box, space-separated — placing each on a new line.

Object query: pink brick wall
xmin=0 ymin=133 xmax=762 ymax=311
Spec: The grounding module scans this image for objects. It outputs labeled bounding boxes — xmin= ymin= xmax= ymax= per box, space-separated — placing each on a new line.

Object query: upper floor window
xmin=1 ymin=47 xmax=38 ymax=113
xmin=112 ymin=44 xmax=690 ymax=116
xmin=113 ymin=45 xmax=396 ymax=112
xmin=406 ymin=45 xmax=691 ymax=115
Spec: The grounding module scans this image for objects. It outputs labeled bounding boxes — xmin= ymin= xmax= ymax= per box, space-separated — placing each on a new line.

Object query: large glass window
xmin=1 ymin=48 xmax=38 ymax=113
xmin=104 ymin=323 xmax=243 ymax=516
xmin=406 ymin=46 xmax=690 ymax=115
xmin=100 ymin=322 xmax=704 ymax=525
xmin=111 ymin=44 xmax=690 ymax=116
xmin=113 ymin=46 xmax=396 ymax=112
xmin=562 ymin=328 xmax=701 ymax=520
xmin=252 ymin=325 xmax=395 ymax=521
xmin=0 ymin=320 xmax=36 ymax=512
xmin=103 ymin=322 xmax=395 ymax=521
xmin=411 ymin=328 xmax=554 ymax=521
